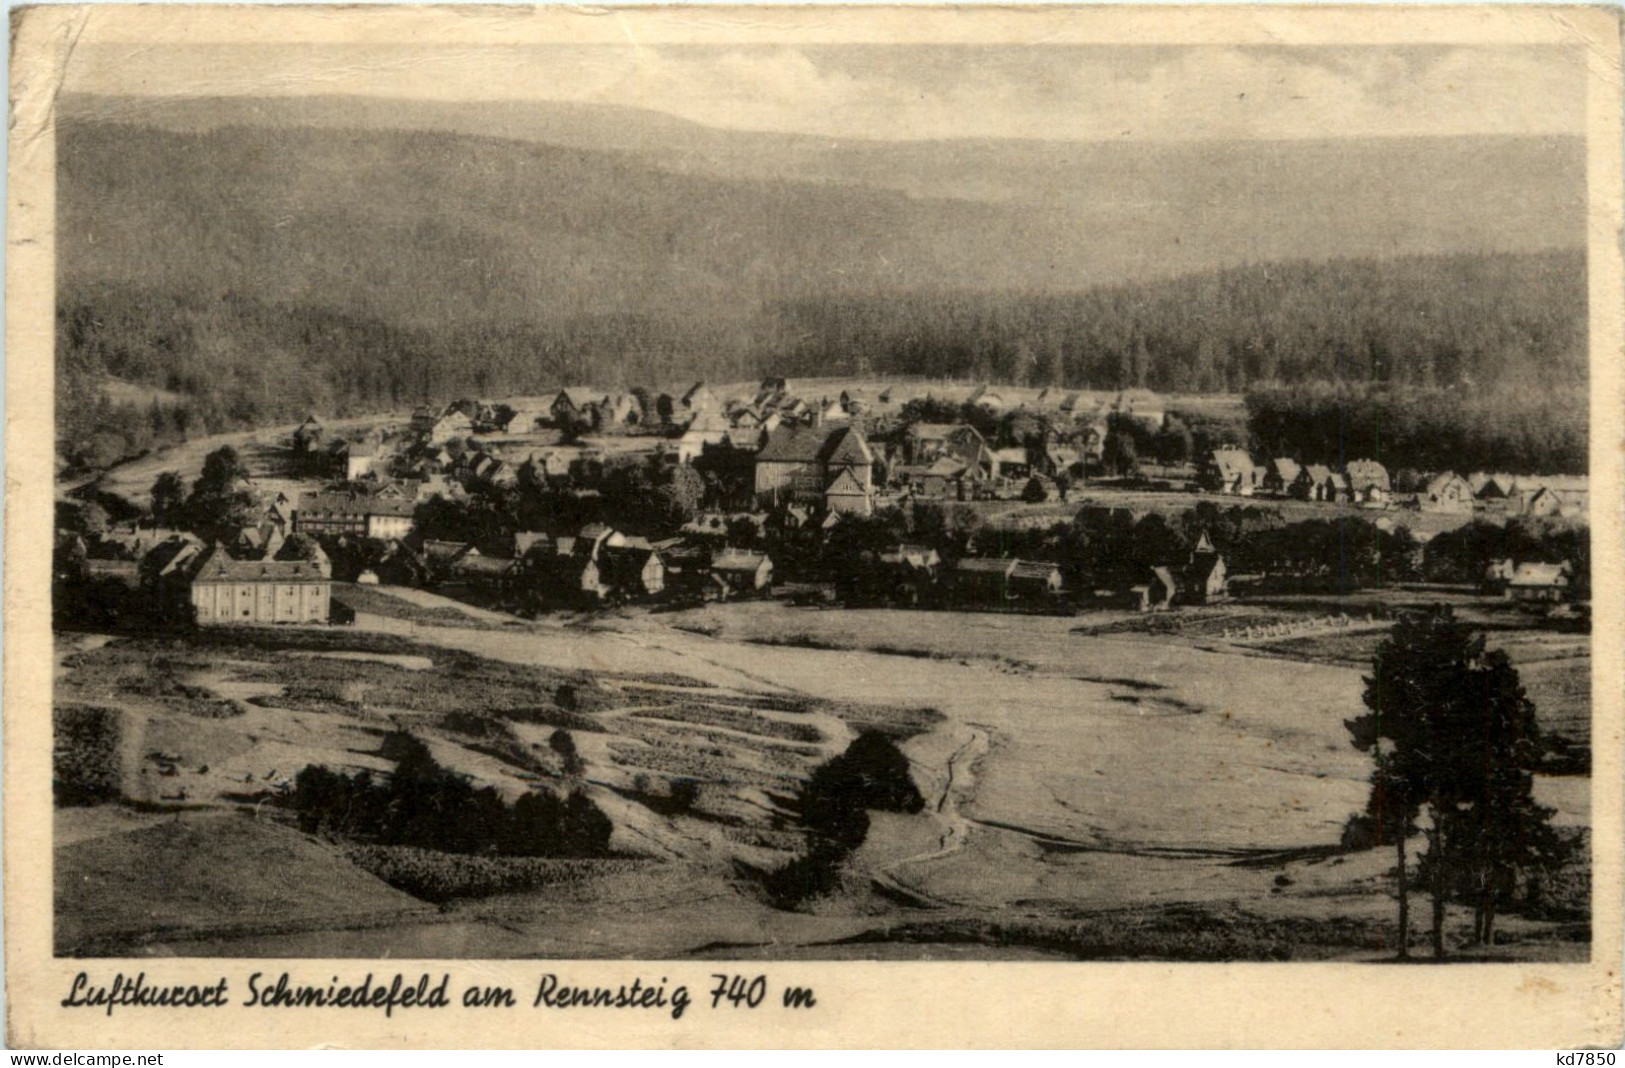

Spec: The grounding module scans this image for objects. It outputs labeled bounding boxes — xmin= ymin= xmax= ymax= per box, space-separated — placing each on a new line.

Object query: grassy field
xmin=54 ymin=809 xmax=429 ymax=955
xmin=54 ymin=579 xmax=1591 ymax=960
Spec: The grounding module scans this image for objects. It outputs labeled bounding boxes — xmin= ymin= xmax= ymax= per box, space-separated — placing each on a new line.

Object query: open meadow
xmin=54 ymin=579 xmax=1590 ymax=961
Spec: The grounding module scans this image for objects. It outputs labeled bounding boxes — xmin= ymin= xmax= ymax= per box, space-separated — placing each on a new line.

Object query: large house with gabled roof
xmin=185 ymin=543 xmax=332 ymax=625
xmin=753 ymin=423 xmax=875 ymax=515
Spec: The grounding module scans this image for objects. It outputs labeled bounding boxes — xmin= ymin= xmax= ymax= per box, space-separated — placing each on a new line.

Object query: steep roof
xmin=514 ymin=532 xmax=551 ymax=556
xmin=910 ymin=422 xmax=983 ymax=443
xmin=84 ymin=559 xmax=141 ymax=585
xmin=552 ymin=388 xmax=599 ymax=409
xmin=189 ymin=543 xmax=330 ymax=583
xmin=298 ymin=492 xmax=416 ymax=518
xmin=1268 ymin=458 xmax=1302 ymax=482
xmin=1208 ymin=448 xmax=1254 ymax=478
xmin=756 ymin=423 xmax=872 ymax=466
xmin=711 ymin=548 xmax=769 ymax=573
xmin=1187 ymin=552 xmax=1224 ymax=587
xmin=423 ymin=539 xmax=476 ymax=561
xmin=954 ymin=557 xmax=1016 ymax=576
xmin=1344 ymin=459 xmax=1391 ymax=490
xmin=1509 ymin=562 xmax=1569 ymax=587
xmin=452 ymin=554 xmax=514 ymax=577
xmin=880 ymin=544 xmax=940 ymax=568
xmin=825 ymin=468 xmax=868 ymax=496
xmin=1426 ymin=472 xmax=1472 ymax=496
xmin=1009 ymin=561 xmax=1060 ymax=582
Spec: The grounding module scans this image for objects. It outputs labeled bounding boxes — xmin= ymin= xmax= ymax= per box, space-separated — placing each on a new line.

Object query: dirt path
xmin=871 ymin=725 xmax=990 ymax=909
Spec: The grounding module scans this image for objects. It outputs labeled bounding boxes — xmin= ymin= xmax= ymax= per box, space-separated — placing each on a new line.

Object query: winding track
xmin=870 ymin=725 xmax=990 ymax=909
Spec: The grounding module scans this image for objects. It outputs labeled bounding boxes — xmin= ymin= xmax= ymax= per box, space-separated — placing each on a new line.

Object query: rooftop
xmin=189 ymin=544 xmax=330 ymax=583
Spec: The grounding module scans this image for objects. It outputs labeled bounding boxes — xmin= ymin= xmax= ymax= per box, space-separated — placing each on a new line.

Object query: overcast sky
xmin=65 ymin=43 xmax=1584 ymax=143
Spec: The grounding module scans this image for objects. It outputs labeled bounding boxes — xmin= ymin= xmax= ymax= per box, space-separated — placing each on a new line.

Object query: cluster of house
xmin=1414 ymin=472 xmax=1588 ymax=519
xmin=843 ymin=527 xmax=1229 ymax=612
xmin=289 ymin=380 xmax=1178 ymax=530
xmin=65 ymin=517 xmax=338 ymax=627
xmin=292 ymin=416 xmax=375 ymax=480
xmin=886 ymin=422 xmax=1089 ymax=503
xmin=1200 ymin=450 xmax=1589 ymax=518
xmin=350 ymin=524 xmax=775 ymax=608
xmin=1201 ymin=451 xmax=1396 ymax=503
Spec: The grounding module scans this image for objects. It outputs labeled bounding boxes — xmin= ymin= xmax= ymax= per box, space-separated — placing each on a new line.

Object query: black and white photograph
xmin=38 ymin=9 xmax=1606 ymax=981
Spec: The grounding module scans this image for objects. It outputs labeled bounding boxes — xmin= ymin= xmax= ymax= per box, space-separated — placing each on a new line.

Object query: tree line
xmin=1244 ymin=382 xmax=1587 ymax=475
xmin=763 ymin=250 xmax=1584 ymax=393
xmin=57 ymin=248 xmax=1582 ymax=476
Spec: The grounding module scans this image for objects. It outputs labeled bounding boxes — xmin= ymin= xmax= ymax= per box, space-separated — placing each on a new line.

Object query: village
xmin=52 ymin=376 xmax=1593 ymax=964
xmin=58 ymin=377 xmax=1590 ymax=629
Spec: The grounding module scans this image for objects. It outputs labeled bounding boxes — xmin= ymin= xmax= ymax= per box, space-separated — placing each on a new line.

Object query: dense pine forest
xmin=57 ymin=248 xmax=1586 ymax=474
xmin=763 ymin=250 xmax=1585 ymax=391
xmin=1244 ymin=383 xmax=1587 ymax=475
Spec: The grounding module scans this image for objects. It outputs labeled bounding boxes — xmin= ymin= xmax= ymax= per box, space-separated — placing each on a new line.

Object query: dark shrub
xmin=800 ymin=732 xmax=924 ymax=846
xmin=293 ymin=733 xmax=615 ymax=859
xmin=54 ymin=705 xmax=123 ymax=805
xmin=751 ymin=732 xmax=928 ymax=908
xmin=669 ymin=778 xmax=702 ymax=813
xmin=347 ymin=845 xmax=636 ymax=902
xmin=753 ymin=840 xmax=852 ymax=909
xmin=550 ymin=729 xmax=585 ymax=776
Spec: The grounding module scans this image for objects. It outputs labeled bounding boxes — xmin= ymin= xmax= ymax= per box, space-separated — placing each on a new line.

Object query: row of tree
xmin=292 ymin=732 xmax=612 ymax=858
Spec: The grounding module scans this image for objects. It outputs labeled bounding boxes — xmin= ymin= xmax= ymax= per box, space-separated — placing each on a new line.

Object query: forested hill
xmin=762 ymin=251 xmax=1587 ymax=392
xmin=59 ymin=110 xmax=1586 ymax=327
xmin=55 ymin=106 xmax=1587 ymax=468
xmin=58 ymin=249 xmax=1585 ymax=470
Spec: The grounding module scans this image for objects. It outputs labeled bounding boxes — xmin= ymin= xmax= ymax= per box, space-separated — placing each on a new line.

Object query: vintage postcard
xmin=7 ymin=3 xmax=1623 ymax=1049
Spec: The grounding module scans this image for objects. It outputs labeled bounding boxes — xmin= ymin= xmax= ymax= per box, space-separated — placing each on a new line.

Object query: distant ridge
xmin=59 ymin=101 xmax=1585 ymax=331
xmin=55 ymin=94 xmax=1588 ymax=463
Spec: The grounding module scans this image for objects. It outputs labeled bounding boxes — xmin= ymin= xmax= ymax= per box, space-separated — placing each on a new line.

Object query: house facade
xmin=1201 ymin=449 xmax=1259 ymax=495
xmin=1423 ymin=472 xmax=1476 ymax=513
xmin=1507 ymin=562 xmax=1570 ymax=604
xmin=343 ymin=442 xmax=378 ymax=481
xmin=187 ymin=544 xmax=331 ymax=625
xmin=1292 ymin=464 xmax=1340 ymax=502
xmin=1344 ymin=460 xmax=1391 ymax=504
xmin=948 ymin=558 xmax=1061 ymax=603
xmin=754 ymin=423 xmax=875 ymax=516
xmin=294 ymin=492 xmax=416 ymax=540
xmin=1261 ymin=458 xmax=1301 ymax=496
xmin=710 ymin=548 xmax=773 ymax=596
xmin=1182 ymin=532 xmax=1228 ymax=604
